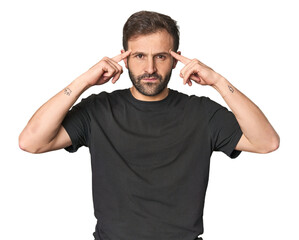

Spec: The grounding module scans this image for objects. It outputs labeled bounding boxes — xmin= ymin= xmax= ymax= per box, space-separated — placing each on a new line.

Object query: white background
xmin=1 ymin=0 xmax=298 ymax=239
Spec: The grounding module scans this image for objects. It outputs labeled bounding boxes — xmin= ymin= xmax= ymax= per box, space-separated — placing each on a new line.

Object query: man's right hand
xmin=85 ymin=50 xmax=131 ymax=87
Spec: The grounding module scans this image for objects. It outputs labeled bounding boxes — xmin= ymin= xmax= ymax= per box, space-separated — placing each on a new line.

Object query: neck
xmin=130 ymin=87 xmax=169 ymax=102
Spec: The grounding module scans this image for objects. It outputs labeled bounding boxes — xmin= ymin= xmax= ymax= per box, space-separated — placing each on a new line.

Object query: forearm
xmin=212 ymin=77 xmax=280 ymax=153
xmin=19 ymin=73 xmax=91 ymax=152
xmin=19 ymin=50 xmax=131 ymax=153
xmin=169 ymin=51 xmax=279 ymax=153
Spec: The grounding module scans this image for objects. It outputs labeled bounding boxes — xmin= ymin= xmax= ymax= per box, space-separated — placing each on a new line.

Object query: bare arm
xmin=170 ymin=50 xmax=280 ymax=154
xmin=19 ymin=78 xmax=89 ymax=153
xmin=212 ymin=78 xmax=279 ymax=153
xmin=19 ymin=50 xmax=131 ymax=153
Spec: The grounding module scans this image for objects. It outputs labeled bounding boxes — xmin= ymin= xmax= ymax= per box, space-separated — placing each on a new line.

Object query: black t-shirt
xmin=62 ymin=88 xmax=243 ymax=240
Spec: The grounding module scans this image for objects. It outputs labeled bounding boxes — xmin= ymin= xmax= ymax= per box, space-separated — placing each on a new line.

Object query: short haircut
xmin=123 ymin=11 xmax=180 ymax=52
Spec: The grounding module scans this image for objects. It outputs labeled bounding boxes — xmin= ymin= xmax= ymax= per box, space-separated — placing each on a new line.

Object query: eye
xmin=156 ymin=55 xmax=166 ymax=60
xmin=136 ymin=54 xmax=144 ymax=59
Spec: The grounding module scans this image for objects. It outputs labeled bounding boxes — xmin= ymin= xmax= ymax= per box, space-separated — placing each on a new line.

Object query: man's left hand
xmin=170 ymin=50 xmax=223 ymax=87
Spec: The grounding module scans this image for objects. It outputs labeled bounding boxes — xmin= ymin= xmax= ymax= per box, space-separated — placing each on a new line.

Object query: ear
xmin=121 ymin=49 xmax=129 ymax=69
xmin=172 ymin=51 xmax=181 ymax=69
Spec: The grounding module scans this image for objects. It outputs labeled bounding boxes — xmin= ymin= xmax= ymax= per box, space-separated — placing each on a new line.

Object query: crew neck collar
xmin=125 ymin=88 xmax=174 ymax=107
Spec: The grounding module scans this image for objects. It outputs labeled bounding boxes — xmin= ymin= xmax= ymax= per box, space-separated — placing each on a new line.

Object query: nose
xmin=144 ymin=58 xmax=157 ymax=74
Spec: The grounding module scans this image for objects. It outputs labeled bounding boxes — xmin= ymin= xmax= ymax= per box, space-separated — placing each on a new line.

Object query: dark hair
xmin=123 ymin=11 xmax=180 ymax=51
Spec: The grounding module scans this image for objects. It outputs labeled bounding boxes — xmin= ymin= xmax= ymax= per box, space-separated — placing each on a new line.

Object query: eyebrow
xmin=132 ymin=51 xmax=171 ymax=56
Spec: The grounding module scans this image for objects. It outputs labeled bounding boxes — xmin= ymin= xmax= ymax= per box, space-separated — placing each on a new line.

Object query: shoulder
xmin=173 ymin=89 xmax=215 ymax=107
xmin=79 ymin=89 xmax=127 ymax=105
xmin=173 ymin=90 xmax=228 ymax=117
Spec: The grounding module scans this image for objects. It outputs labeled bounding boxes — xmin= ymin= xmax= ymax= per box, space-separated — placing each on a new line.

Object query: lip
xmin=142 ymin=78 xmax=158 ymax=81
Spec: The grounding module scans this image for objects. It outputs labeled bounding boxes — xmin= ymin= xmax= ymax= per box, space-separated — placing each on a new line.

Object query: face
xmin=123 ymin=30 xmax=178 ymax=97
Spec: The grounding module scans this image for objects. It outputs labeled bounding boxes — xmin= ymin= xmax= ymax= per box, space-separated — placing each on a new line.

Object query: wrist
xmin=212 ymin=77 xmax=233 ymax=98
xmin=212 ymin=76 xmax=227 ymax=90
xmin=75 ymin=71 xmax=95 ymax=89
xmin=69 ymin=74 xmax=92 ymax=96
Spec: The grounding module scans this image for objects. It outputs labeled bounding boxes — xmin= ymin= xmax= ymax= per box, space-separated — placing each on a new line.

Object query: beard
xmin=128 ymin=67 xmax=172 ymax=97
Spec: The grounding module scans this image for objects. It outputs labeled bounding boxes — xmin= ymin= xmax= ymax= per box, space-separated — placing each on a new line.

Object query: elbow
xmin=260 ymin=135 xmax=280 ymax=154
xmin=268 ymin=134 xmax=280 ymax=153
xmin=18 ymin=133 xmax=40 ymax=154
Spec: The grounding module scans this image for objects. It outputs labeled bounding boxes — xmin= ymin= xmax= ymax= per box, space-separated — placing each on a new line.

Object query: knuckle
xmin=103 ymin=56 xmax=112 ymax=62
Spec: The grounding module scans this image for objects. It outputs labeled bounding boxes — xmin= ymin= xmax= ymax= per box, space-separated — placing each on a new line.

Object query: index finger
xmin=169 ymin=50 xmax=191 ymax=65
xmin=112 ymin=50 xmax=132 ymax=63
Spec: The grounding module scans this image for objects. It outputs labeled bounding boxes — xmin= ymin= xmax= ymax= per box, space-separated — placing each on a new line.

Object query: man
xmin=19 ymin=11 xmax=279 ymax=240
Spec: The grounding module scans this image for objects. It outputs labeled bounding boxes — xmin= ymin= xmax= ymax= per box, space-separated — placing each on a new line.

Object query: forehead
xmin=127 ymin=30 xmax=174 ymax=52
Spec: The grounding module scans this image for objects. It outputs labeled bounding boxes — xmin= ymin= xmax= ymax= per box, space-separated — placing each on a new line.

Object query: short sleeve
xmin=62 ymin=97 xmax=92 ymax=153
xmin=205 ymin=97 xmax=243 ymax=158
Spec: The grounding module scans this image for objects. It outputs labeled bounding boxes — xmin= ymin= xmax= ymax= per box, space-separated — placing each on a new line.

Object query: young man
xmin=19 ymin=11 xmax=279 ymax=240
